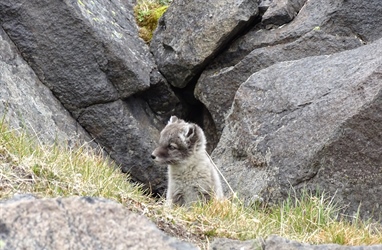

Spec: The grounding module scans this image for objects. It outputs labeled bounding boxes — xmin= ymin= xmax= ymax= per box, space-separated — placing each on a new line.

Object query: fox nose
xmin=151 ymin=154 xmax=156 ymax=160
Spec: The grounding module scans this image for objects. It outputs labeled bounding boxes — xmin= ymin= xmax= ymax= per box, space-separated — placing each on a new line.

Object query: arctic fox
xmin=151 ymin=116 xmax=224 ymax=207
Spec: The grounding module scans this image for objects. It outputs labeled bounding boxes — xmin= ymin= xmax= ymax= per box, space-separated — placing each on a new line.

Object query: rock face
xmin=77 ymin=99 xmax=164 ymax=187
xmin=1 ymin=0 xmax=150 ymax=109
xmin=195 ymin=30 xmax=362 ymax=134
xmin=211 ymin=235 xmax=382 ymax=250
xmin=0 ymin=195 xmax=197 ymax=250
xmin=210 ymin=237 xmax=264 ymax=250
xmin=0 ymin=0 xmax=182 ymax=193
xmin=194 ymin=0 xmax=381 ymax=134
xmin=150 ymin=0 xmax=259 ymax=88
xmin=0 ymin=28 xmax=91 ymax=145
xmin=264 ymin=235 xmax=382 ymax=250
xmin=213 ymin=38 xmax=382 ymax=218
xmin=261 ymin=0 xmax=306 ymax=27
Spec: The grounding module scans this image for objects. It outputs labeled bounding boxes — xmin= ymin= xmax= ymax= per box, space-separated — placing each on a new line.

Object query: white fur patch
xmin=179 ymin=131 xmax=186 ymax=143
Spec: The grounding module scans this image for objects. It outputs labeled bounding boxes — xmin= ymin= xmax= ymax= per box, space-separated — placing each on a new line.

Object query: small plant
xmin=134 ymin=0 xmax=171 ymax=42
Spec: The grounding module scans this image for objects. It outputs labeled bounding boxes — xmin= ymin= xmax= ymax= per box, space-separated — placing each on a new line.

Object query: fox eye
xmin=168 ymin=143 xmax=177 ymax=150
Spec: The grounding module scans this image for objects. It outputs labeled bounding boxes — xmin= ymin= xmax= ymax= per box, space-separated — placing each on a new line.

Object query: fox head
xmin=151 ymin=116 xmax=206 ymax=165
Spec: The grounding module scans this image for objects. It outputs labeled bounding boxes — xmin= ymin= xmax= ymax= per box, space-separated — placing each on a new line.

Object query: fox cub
xmin=151 ymin=116 xmax=224 ymax=207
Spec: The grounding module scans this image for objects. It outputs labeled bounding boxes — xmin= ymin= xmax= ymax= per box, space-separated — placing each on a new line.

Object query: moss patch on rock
xmin=134 ymin=1 xmax=169 ymax=43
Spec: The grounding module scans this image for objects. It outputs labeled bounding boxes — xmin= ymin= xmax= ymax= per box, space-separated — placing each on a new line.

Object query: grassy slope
xmin=1 ymin=120 xmax=382 ymax=249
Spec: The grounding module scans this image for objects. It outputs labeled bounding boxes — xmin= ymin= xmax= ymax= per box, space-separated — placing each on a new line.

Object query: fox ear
xmin=185 ymin=125 xmax=195 ymax=139
xmin=168 ymin=116 xmax=178 ymax=124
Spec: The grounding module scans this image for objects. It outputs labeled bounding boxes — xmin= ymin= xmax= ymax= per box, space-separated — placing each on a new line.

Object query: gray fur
xmin=151 ymin=116 xmax=224 ymax=207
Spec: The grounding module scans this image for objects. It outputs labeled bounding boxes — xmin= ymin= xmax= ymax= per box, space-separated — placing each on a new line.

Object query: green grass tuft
xmin=134 ymin=0 xmax=170 ymax=42
xmin=0 ymin=121 xmax=148 ymax=207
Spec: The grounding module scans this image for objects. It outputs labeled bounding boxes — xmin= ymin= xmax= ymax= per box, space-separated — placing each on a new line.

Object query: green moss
xmin=134 ymin=1 xmax=170 ymax=43
xmin=152 ymin=6 xmax=168 ymax=20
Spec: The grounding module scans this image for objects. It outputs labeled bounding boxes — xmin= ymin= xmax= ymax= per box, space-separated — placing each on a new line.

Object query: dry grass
xmin=0 ymin=123 xmax=147 ymax=209
xmin=1 ymin=121 xmax=382 ymax=249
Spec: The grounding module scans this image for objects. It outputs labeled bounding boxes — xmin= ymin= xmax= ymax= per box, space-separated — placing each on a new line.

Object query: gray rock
xmin=262 ymin=0 xmax=306 ymax=27
xmin=139 ymin=70 xmax=185 ymax=125
xmin=210 ymin=235 xmax=382 ymax=250
xmin=0 ymin=196 xmax=197 ymax=250
xmin=195 ymin=0 xmax=380 ymax=135
xmin=0 ymin=28 xmax=91 ymax=145
xmin=195 ymin=30 xmax=362 ymax=134
xmin=0 ymin=0 xmax=152 ymax=110
xmin=321 ymin=0 xmax=382 ymax=43
xmin=150 ymin=0 xmax=259 ymax=88
xmin=210 ymin=237 xmax=264 ymax=250
xmin=206 ymin=0 xmax=345 ymax=71
xmin=0 ymin=0 xmax=177 ymax=193
xmin=213 ymin=38 xmax=382 ymax=219
xmin=227 ymin=0 xmax=382 ymax=64
xmin=258 ymin=0 xmax=273 ymax=12
xmin=265 ymin=235 xmax=382 ymax=250
xmin=77 ymin=99 xmax=167 ymax=192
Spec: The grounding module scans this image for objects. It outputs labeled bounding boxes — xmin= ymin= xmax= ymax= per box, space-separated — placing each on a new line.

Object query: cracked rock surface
xmin=194 ymin=0 xmax=382 ymax=135
xmin=150 ymin=0 xmax=259 ymax=88
xmin=0 ymin=195 xmax=197 ymax=250
xmin=0 ymin=0 xmax=179 ymax=194
xmin=213 ymin=38 xmax=382 ymax=218
xmin=0 ymin=28 xmax=92 ymax=145
xmin=211 ymin=235 xmax=382 ymax=250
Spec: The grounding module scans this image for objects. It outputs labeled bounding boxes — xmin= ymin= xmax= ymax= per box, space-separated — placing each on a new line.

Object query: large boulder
xmin=0 ymin=0 xmax=179 ymax=193
xmin=195 ymin=30 xmax=361 ymax=133
xmin=229 ymin=0 xmax=382 ymax=62
xmin=261 ymin=0 xmax=306 ymax=27
xmin=0 ymin=195 xmax=197 ymax=250
xmin=264 ymin=235 xmax=382 ymax=250
xmin=195 ymin=0 xmax=382 ymax=134
xmin=150 ymin=0 xmax=259 ymax=88
xmin=213 ymin=38 xmax=382 ymax=218
xmin=0 ymin=28 xmax=91 ymax=145
xmin=211 ymin=236 xmax=382 ymax=250
xmin=0 ymin=0 xmax=150 ymax=109
xmin=210 ymin=237 xmax=264 ymax=250
xmin=77 ymin=99 xmax=166 ymax=188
